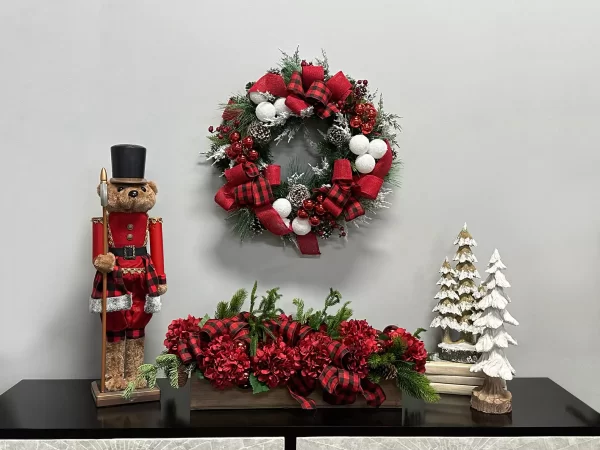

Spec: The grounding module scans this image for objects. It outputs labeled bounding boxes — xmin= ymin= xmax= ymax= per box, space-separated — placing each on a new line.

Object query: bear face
xmin=97 ymin=181 xmax=158 ymax=213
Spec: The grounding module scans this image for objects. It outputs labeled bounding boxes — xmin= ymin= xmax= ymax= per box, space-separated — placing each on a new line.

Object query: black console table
xmin=0 ymin=378 xmax=598 ymax=449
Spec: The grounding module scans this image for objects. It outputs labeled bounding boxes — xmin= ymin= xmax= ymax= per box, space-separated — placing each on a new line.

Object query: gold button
xmin=127 ymin=224 xmax=133 ymax=230
xmin=126 ymin=234 xmax=133 ymax=241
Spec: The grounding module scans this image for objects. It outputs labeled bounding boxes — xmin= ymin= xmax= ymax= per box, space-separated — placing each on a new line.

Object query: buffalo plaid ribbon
xmin=91 ymin=255 xmax=165 ymax=301
xmin=177 ymin=313 xmax=252 ymax=364
xmin=284 ymin=66 xmax=352 ymax=119
xmin=215 ymin=163 xmax=291 ymax=237
xmin=317 ymin=341 xmax=386 ymax=407
xmin=321 ymin=144 xmax=395 ymax=222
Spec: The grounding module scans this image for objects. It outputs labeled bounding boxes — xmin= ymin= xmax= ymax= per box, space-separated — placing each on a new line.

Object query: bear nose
xmin=128 ymin=190 xmax=138 ymax=198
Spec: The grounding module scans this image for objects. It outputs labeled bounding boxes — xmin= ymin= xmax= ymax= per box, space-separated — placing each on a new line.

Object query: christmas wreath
xmin=205 ymin=50 xmax=401 ymax=255
xmin=126 ymin=282 xmax=438 ymax=408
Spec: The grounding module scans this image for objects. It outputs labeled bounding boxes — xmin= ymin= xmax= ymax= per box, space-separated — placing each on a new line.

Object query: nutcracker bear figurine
xmin=90 ymin=144 xmax=167 ymax=395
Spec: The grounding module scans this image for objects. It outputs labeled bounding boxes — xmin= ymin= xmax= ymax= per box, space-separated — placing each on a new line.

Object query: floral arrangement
xmin=126 ymin=283 xmax=438 ymax=408
xmin=204 ymin=49 xmax=401 ymax=256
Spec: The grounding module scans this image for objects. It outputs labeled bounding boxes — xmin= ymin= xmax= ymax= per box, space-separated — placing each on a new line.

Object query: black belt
xmin=110 ymin=246 xmax=147 ymax=259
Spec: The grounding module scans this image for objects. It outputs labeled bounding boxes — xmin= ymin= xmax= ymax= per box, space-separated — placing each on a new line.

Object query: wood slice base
xmin=91 ymin=381 xmax=160 ymax=408
xmin=470 ymin=385 xmax=512 ymax=414
xmin=439 ymin=348 xmax=479 ymax=364
xmin=190 ymin=376 xmax=401 ymax=410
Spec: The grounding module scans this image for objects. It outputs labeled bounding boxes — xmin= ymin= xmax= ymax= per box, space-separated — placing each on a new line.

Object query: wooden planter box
xmin=189 ymin=376 xmax=402 ymax=410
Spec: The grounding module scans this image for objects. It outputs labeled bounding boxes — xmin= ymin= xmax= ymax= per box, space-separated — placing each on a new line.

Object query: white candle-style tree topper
xmin=470 ymin=249 xmax=519 ymax=414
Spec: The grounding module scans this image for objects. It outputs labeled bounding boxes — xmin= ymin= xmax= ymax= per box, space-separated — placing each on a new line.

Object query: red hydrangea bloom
xmin=297 ymin=332 xmax=333 ymax=379
xmin=163 ymin=315 xmax=201 ymax=354
xmin=200 ymin=335 xmax=250 ymax=389
xmin=252 ymin=338 xmax=301 ymax=388
xmin=338 ymin=320 xmax=379 ymax=378
xmin=386 ymin=328 xmax=428 ymax=374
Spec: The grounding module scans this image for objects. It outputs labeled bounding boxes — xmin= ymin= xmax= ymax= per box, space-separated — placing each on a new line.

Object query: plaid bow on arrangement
xmin=285 ymin=65 xmax=352 ymax=119
xmin=214 ymin=163 xmax=291 ymax=236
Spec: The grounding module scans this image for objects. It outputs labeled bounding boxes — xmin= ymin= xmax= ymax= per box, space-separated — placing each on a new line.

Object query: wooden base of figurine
xmin=91 ymin=381 xmax=160 ymax=408
xmin=470 ymin=376 xmax=512 ymax=414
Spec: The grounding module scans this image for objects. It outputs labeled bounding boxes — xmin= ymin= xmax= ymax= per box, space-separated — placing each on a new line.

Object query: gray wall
xmin=1 ymin=0 xmax=598 ymax=411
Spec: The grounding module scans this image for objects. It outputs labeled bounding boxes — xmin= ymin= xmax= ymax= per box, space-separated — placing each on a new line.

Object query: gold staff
xmin=99 ymin=168 xmax=109 ymax=392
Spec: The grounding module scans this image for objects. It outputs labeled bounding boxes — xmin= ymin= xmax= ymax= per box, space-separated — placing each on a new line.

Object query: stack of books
xmin=425 ymin=359 xmax=485 ymax=396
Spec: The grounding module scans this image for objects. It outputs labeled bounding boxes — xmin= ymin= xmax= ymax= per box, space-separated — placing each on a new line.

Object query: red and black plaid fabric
xmin=91 ymin=255 xmax=166 ymax=300
xmin=106 ymin=330 xmax=126 ymax=343
xmin=287 ymin=71 xmax=304 ymax=97
xmin=317 ymin=341 xmax=386 ymax=407
xmin=126 ymin=329 xmax=145 ymax=340
xmin=235 ymin=176 xmax=273 ymax=208
xmin=343 ymin=198 xmax=365 ymax=221
xmin=178 ymin=335 xmax=202 ymax=364
xmin=306 ymin=80 xmax=332 ymax=106
xmin=287 ymin=374 xmax=317 ymax=410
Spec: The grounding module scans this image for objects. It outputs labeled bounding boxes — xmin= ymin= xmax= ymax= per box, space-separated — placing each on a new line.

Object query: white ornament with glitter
xmin=249 ymin=91 xmax=268 ymax=105
xmin=349 ymin=134 xmax=369 ymax=155
xmin=255 ymin=102 xmax=277 ymax=122
xmin=273 ymin=97 xmax=291 ymax=116
xmin=355 ymin=154 xmax=376 ymax=174
xmin=292 ymin=217 xmax=311 ymax=236
xmin=368 ymin=139 xmax=387 ymax=159
xmin=272 ymin=198 xmax=292 ymax=218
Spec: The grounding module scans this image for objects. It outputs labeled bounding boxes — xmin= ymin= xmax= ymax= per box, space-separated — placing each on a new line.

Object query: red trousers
xmin=103 ymin=271 xmax=153 ymax=342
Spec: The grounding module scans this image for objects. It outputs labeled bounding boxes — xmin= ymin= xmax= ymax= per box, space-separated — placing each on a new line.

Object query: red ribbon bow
xmin=285 ymin=66 xmax=352 ymax=119
xmin=322 ymin=141 xmax=394 ymax=221
xmin=215 ymin=163 xmax=291 ymax=236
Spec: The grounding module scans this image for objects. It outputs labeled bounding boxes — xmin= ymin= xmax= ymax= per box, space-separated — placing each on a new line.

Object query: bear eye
xmin=141 ymin=186 xmax=147 ymax=192
xmin=117 ymin=186 xmax=124 ymax=192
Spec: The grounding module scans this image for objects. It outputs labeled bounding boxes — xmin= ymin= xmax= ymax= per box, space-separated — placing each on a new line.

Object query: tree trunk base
xmin=470 ymin=382 xmax=512 ymax=415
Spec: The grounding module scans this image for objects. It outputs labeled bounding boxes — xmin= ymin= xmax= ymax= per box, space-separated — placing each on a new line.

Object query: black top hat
xmin=110 ymin=144 xmax=147 ymax=184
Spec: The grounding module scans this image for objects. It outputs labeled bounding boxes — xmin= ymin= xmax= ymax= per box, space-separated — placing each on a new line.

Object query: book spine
xmin=430 ymin=382 xmax=476 ymax=396
xmin=426 ymin=375 xmax=484 ymax=386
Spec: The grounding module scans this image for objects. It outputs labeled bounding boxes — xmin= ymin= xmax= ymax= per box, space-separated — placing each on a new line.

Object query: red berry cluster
xmin=353 ymin=79 xmax=369 ymax=98
xmin=350 ymin=102 xmax=378 ymax=135
xmin=208 ymin=125 xmax=260 ymax=165
xmin=296 ymin=195 xmax=346 ymax=238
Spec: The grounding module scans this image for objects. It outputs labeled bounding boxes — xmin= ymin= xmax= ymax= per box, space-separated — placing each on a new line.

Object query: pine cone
xmin=250 ymin=214 xmax=265 ymax=236
xmin=247 ymin=121 xmax=271 ymax=144
xmin=286 ymin=184 xmax=311 ymax=208
xmin=381 ymin=364 xmax=398 ymax=380
xmin=177 ymin=365 xmax=189 ymax=388
xmin=327 ymin=125 xmax=350 ymax=147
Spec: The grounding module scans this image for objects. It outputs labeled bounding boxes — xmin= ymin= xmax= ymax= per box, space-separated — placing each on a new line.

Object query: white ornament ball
xmin=292 ymin=217 xmax=312 ymax=236
xmin=349 ymin=134 xmax=369 ymax=155
xmin=249 ymin=91 xmax=267 ymax=105
xmin=272 ymin=198 xmax=292 ymax=218
xmin=355 ymin=154 xmax=376 ymax=174
xmin=273 ymin=97 xmax=291 ymax=116
xmin=368 ymin=139 xmax=387 ymax=159
xmin=255 ymin=102 xmax=276 ymax=122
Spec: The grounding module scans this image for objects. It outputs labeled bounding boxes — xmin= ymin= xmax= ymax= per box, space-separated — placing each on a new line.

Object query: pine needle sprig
xmin=215 ymin=288 xmax=248 ymax=319
xmin=314 ymin=49 xmax=330 ymax=78
xmin=394 ymin=362 xmax=440 ymax=403
xmin=225 ymin=207 xmax=255 ymax=241
xmin=279 ymin=47 xmax=302 ymax=84
xmin=123 ymin=353 xmax=181 ymax=399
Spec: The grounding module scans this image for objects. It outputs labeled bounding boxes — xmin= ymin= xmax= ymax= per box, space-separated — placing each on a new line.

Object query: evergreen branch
xmin=413 ymin=328 xmax=426 ymax=339
xmin=215 ymin=301 xmax=228 ymax=320
xmin=293 ymin=298 xmax=305 ymax=324
xmin=250 ymin=281 xmax=258 ymax=313
xmin=228 ymin=288 xmax=248 ymax=316
xmin=225 ymin=207 xmax=255 ymax=242
xmin=279 ymin=47 xmax=302 ymax=84
xmin=314 ymin=49 xmax=330 ymax=77
xmin=395 ymin=366 xmax=440 ymax=403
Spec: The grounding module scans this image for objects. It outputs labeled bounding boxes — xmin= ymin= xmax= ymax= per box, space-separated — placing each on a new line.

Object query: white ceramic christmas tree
xmin=430 ymin=257 xmax=462 ymax=344
xmin=470 ymin=249 xmax=519 ymax=414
